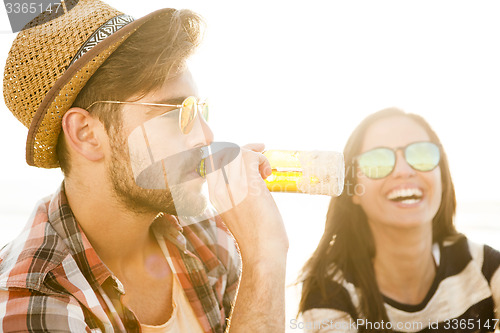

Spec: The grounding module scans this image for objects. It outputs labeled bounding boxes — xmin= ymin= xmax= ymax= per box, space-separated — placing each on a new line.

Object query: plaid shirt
xmin=0 ymin=184 xmax=241 ymax=332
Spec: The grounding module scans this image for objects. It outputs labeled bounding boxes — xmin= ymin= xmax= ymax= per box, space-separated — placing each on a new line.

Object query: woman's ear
xmin=61 ymin=108 xmax=106 ymax=162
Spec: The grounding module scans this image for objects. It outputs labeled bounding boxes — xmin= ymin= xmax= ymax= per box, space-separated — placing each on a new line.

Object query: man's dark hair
xmin=57 ymin=9 xmax=203 ymax=175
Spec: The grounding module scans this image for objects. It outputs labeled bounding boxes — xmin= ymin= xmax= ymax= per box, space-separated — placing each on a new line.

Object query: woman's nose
xmin=391 ymin=150 xmax=416 ymax=178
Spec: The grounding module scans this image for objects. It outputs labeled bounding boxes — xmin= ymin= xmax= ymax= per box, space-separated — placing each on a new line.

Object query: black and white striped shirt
xmin=301 ymin=235 xmax=500 ymax=332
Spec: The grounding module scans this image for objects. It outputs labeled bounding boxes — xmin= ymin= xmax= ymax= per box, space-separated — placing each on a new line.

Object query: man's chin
xmin=169 ymin=185 xmax=208 ymax=218
xmin=174 ymin=197 xmax=209 ymax=218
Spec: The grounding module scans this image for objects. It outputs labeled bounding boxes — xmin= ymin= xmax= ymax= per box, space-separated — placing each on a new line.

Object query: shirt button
xmin=113 ymin=277 xmax=125 ymax=294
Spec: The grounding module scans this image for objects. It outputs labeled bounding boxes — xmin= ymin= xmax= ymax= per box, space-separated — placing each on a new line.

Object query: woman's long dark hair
xmin=298 ymin=108 xmax=458 ymax=330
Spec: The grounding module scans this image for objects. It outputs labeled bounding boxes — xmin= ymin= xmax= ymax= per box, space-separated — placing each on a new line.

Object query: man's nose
xmin=187 ymin=112 xmax=214 ymax=147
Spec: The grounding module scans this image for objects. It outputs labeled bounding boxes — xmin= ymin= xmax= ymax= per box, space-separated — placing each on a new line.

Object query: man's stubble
xmin=106 ymin=126 xmax=207 ymax=217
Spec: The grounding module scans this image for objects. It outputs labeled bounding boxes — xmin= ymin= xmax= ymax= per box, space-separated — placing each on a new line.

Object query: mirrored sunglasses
xmin=86 ymin=96 xmax=209 ymax=134
xmin=356 ymin=141 xmax=441 ymax=179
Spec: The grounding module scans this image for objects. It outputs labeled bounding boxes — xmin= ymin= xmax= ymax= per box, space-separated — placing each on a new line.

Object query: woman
xmin=299 ymin=108 xmax=500 ymax=332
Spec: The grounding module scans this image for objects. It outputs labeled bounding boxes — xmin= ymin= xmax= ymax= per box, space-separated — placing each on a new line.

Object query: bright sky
xmin=1 ymin=2 xmax=499 ymax=331
xmin=1 ymin=0 xmax=500 ymax=206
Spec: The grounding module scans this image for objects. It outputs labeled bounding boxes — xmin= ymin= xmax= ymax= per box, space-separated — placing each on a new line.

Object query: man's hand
xmin=206 ymin=143 xmax=288 ymax=260
xmin=205 ymin=143 xmax=288 ymax=332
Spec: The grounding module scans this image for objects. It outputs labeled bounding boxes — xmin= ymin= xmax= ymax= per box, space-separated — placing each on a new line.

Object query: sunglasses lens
xmin=405 ymin=142 xmax=440 ymax=172
xmin=358 ymin=148 xmax=395 ymax=179
xmin=180 ymin=96 xmax=197 ymax=134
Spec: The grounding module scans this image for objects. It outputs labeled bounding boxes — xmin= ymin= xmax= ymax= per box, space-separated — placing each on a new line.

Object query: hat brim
xmin=26 ymin=8 xmax=171 ymax=168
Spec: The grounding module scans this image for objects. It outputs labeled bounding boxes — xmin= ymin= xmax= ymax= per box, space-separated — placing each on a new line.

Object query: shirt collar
xmin=47 ymin=183 xmax=112 ymax=286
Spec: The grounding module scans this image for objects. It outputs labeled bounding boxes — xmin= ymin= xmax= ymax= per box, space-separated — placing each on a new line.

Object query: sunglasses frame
xmin=86 ymin=96 xmax=209 ymax=134
xmin=355 ymin=141 xmax=442 ymax=179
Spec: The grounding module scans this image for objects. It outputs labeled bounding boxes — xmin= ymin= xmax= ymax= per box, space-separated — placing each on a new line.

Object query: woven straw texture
xmin=3 ymin=0 xmax=133 ymax=168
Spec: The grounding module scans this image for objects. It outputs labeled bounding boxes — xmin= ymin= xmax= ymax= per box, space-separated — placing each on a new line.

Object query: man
xmin=0 ymin=1 xmax=288 ymax=332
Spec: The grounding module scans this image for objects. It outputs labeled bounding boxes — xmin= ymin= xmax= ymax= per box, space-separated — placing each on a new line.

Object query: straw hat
xmin=3 ymin=0 xmax=171 ymax=168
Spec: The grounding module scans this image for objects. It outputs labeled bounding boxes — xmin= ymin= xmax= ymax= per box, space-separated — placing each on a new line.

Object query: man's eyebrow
xmin=150 ymin=97 xmax=189 ymax=105
xmin=142 ymin=97 xmax=188 ymax=116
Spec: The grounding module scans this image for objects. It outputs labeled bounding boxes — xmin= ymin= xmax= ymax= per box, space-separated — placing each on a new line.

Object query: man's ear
xmin=61 ymin=108 xmax=106 ymax=162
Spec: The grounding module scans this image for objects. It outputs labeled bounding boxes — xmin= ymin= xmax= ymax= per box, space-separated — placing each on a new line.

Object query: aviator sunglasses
xmin=355 ymin=141 xmax=441 ymax=179
xmin=86 ymin=96 xmax=209 ymax=134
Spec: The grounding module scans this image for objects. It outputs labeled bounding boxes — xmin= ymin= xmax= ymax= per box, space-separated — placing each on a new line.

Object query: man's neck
xmin=370 ymin=221 xmax=436 ymax=305
xmin=63 ymin=177 xmax=160 ymax=273
xmin=64 ymin=177 xmax=176 ymax=325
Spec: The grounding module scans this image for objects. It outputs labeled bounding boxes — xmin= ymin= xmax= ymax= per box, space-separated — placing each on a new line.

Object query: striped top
xmin=301 ymin=235 xmax=500 ymax=332
xmin=0 ymin=184 xmax=241 ymax=333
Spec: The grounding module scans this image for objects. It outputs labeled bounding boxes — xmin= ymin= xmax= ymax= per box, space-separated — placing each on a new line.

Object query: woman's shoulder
xmin=441 ymin=233 xmax=500 ymax=283
xmin=441 ymin=233 xmax=500 ymax=313
xmin=301 ymin=268 xmax=359 ymax=319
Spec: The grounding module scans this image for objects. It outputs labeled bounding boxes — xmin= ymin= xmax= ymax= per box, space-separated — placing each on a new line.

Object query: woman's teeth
xmin=387 ymin=188 xmax=423 ymax=204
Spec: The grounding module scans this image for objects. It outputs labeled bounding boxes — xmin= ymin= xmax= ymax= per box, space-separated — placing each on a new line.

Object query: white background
xmin=1 ymin=1 xmax=500 ymax=332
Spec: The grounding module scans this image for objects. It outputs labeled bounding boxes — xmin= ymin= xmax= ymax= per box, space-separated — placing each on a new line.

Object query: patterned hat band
xmin=68 ymin=14 xmax=135 ymax=68
xmin=3 ymin=0 xmax=174 ymax=168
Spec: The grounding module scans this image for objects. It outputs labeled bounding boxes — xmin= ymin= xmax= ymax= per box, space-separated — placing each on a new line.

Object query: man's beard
xmin=106 ymin=127 xmax=208 ymax=217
